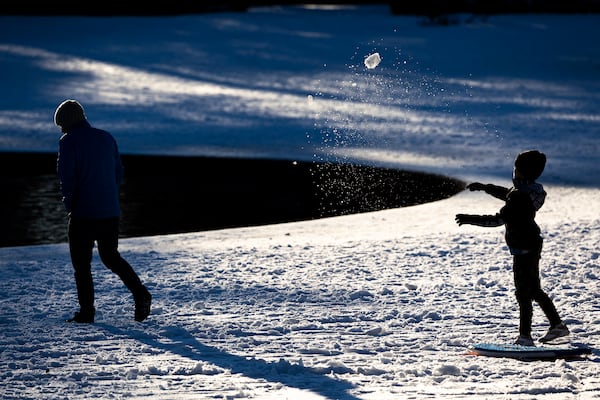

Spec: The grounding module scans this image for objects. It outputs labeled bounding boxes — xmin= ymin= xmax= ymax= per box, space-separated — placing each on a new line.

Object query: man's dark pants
xmin=68 ymin=217 xmax=147 ymax=313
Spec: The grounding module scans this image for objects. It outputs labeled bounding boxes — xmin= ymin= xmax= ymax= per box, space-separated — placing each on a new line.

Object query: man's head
xmin=514 ymin=150 xmax=546 ymax=181
xmin=54 ymin=99 xmax=86 ymax=132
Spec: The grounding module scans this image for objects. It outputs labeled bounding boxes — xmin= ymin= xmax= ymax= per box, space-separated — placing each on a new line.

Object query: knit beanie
xmin=54 ymin=99 xmax=86 ymax=130
xmin=514 ymin=150 xmax=546 ymax=181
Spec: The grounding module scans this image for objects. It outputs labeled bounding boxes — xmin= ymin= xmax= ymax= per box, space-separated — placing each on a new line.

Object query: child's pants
xmin=512 ymin=242 xmax=562 ymax=337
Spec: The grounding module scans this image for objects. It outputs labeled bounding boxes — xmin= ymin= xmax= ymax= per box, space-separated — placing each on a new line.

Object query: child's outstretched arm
xmin=455 ymin=213 xmax=504 ymax=227
xmin=466 ymin=182 xmax=510 ymax=200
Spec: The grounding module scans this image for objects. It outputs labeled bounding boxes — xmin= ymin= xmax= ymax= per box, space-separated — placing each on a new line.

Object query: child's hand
xmin=455 ymin=214 xmax=475 ymax=226
xmin=466 ymin=182 xmax=486 ymax=191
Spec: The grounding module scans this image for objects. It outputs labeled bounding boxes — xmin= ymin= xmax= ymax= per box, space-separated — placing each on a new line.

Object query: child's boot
xmin=539 ymin=322 xmax=570 ymax=343
xmin=515 ymin=335 xmax=535 ymax=346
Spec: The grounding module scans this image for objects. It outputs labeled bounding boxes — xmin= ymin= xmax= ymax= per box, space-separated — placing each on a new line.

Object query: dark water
xmin=0 ymin=152 xmax=464 ymax=247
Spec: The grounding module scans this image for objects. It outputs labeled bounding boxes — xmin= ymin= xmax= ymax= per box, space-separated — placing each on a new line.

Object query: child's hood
xmin=514 ymin=180 xmax=546 ymax=211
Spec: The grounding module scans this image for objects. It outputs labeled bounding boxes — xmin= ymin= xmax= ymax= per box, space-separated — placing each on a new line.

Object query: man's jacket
xmin=57 ymin=120 xmax=123 ymax=219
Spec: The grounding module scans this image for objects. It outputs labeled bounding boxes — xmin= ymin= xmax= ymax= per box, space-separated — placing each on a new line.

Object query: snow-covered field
xmin=1 ymin=5 xmax=600 ymax=399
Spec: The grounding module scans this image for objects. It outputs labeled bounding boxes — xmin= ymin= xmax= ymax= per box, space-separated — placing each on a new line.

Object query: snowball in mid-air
xmin=364 ymin=52 xmax=382 ymax=69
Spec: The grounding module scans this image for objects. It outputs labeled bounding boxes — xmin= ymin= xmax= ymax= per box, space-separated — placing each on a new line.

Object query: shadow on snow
xmin=100 ymin=323 xmax=363 ymax=400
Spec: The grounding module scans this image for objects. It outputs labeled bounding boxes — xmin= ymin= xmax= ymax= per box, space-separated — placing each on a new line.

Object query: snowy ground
xmin=1 ymin=5 xmax=600 ymax=400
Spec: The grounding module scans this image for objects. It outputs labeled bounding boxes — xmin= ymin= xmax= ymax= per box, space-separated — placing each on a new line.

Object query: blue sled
xmin=469 ymin=343 xmax=592 ymax=361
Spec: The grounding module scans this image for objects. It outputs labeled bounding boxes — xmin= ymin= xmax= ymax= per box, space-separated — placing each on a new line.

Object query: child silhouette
xmin=456 ymin=150 xmax=569 ymax=346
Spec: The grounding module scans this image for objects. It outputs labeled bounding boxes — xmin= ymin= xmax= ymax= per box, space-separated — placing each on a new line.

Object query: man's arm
xmin=57 ymin=138 xmax=76 ymax=213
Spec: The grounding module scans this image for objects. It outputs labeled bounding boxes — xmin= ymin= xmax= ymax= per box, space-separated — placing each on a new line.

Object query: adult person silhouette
xmin=55 ymin=99 xmax=151 ymax=323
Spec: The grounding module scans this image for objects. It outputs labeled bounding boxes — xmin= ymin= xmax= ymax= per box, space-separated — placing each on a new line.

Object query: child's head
xmin=514 ymin=150 xmax=546 ymax=181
